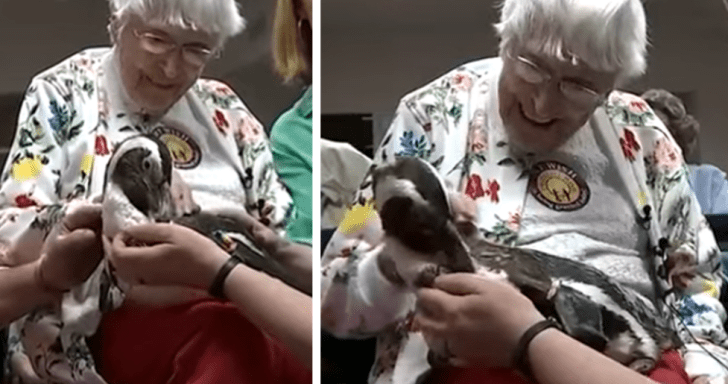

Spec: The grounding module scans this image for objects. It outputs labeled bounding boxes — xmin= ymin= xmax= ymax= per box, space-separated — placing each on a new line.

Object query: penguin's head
xmin=103 ymin=134 xmax=174 ymax=221
xmin=371 ymin=156 xmax=452 ymax=229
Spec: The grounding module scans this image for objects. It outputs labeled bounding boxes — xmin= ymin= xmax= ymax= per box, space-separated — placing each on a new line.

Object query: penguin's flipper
xmin=553 ymin=284 xmax=609 ymax=352
xmin=173 ymin=212 xmax=305 ymax=294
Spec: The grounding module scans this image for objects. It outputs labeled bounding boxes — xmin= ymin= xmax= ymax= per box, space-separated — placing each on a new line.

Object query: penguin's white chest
xmin=102 ymin=184 xmax=152 ymax=239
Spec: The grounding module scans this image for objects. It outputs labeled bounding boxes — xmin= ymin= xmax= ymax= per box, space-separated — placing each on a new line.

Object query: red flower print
xmin=652 ymin=138 xmax=682 ymax=172
xmin=95 ymin=135 xmax=110 ymax=156
xmin=213 ymin=110 xmax=229 ymax=133
xmin=235 ymin=115 xmax=264 ymax=144
xmin=629 ymin=100 xmax=648 ymax=114
xmin=485 ymin=178 xmax=500 ymax=203
xmin=507 ymin=210 xmax=522 ymax=231
xmin=465 ymin=174 xmax=485 ymax=199
xmin=452 ymin=73 xmax=473 ymax=92
xmin=216 ymin=86 xmax=234 ymax=96
xmin=74 ymin=57 xmax=92 ymax=71
xmin=15 ymin=194 xmax=37 ymax=208
xmin=620 ymin=128 xmax=641 ymax=162
xmin=422 ymin=123 xmax=432 ymax=132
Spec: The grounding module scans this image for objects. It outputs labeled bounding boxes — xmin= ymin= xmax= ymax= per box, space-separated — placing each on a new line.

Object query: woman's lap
xmin=91 ymin=298 xmax=311 ymax=384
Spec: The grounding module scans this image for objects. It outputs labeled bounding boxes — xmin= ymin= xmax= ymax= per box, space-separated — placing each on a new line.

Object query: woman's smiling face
xmin=116 ymin=15 xmax=218 ymax=115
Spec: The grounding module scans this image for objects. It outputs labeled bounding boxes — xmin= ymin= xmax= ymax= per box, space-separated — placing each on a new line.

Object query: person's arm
xmin=0 ymin=203 xmax=104 ymax=326
xmin=170 ymin=204 xmax=312 ymax=295
xmin=205 ymin=80 xmax=295 ymax=235
xmin=222 ymin=257 xmax=312 ymax=367
xmin=212 ymin=206 xmax=312 ymax=292
xmin=415 ymin=273 xmax=657 ymax=384
xmin=631 ymin=96 xmax=723 ymax=306
xmin=108 ymin=222 xmax=311 ymax=367
xmin=526 ymin=327 xmax=655 ymax=384
xmin=198 ymin=80 xmax=307 ymax=285
xmin=0 ymin=76 xmax=104 ymax=324
xmin=0 ymin=262 xmax=60 ymax=326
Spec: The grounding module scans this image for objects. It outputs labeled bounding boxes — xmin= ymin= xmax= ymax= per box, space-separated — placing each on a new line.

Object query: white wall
xmin=322 ymin=1 xmax=728 ymax=171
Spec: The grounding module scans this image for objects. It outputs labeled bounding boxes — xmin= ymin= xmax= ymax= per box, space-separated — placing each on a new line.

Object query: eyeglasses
xmin=133 ymin=29 xmax=218 ymax=68
xmin=511 ymin=55 xmax=605 ymax=108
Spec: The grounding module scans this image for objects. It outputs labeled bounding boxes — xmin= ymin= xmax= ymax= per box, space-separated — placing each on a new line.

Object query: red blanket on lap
xmin=92 ymin=298 xmax=311 ymax=384
xmin=430 ymin=350 xmax=690 ymax=384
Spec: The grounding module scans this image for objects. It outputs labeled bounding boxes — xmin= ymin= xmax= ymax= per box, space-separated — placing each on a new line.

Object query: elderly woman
xmin=0 ymin=0 xmax=305 ymax=383
xmin=321 ymin=0 xmax=726 ymax=383
xmin=103 ymin=0 xmax=315 ymax=371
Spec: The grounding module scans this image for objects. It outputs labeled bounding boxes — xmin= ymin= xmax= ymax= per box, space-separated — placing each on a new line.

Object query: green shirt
xmin=270 ymin=87 xmax=313 ymax=244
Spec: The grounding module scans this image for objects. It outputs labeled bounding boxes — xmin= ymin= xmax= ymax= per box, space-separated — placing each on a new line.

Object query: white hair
xmin=108 ymin=0 xmax=246 ymax=47
xmin=494 ymin=0 xmax=647 ymax=83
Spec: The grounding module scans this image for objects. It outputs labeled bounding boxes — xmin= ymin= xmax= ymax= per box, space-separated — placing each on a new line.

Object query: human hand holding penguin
xmin=205 ymin=205 xmax=313 ymax=293
xmin=99 ymin=134 xmax=308 ymax=297
xmin=415 ymin=272 xmax=546 ymax=369
xmin=35 ymin=201 xmax=105 ymax=294
xmin=108 ymin=223 xmax=229 ymax=291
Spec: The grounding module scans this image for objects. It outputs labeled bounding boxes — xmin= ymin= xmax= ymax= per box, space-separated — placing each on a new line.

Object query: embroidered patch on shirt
xmin=528 ymin=161 xmax=590 ymax=211
xmin=152 ymin=125 xmax=201 ymax=169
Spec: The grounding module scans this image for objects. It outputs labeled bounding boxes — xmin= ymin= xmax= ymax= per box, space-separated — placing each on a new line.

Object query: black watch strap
xmin=209 ymin=257 xmax=241 ymax=299
xmin=513 ymin=318 xmax=562 ymax=381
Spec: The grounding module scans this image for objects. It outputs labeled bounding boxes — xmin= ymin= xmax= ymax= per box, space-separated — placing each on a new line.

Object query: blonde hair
xmin=495 ymin=0 xmax=647 ymax=83
xmin=272 ymin=0 xmax=311 ymax=82
xmin=108 ymin=0 xmax=246 ymax=48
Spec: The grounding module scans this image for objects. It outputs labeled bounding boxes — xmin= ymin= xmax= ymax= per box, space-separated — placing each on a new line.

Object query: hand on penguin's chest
xmin=101 ymin=134 xmax=307 ymax=294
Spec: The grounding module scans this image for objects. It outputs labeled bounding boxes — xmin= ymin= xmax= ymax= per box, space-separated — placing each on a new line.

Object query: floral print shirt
xmin=1 ymin=47 xmax=293 ymax=383
xmin=321 ymin=57 xmax=726 ymax=383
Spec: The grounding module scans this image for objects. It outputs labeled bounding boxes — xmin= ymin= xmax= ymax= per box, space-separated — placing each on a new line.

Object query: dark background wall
xmin=322 ymin=0 xmax=728 ymax=170
xmin=0 ymin=0 xmax=303 ymax=161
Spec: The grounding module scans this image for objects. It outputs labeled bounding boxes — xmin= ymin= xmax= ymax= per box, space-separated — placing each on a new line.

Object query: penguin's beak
xmin=148 ymin=180 xmax=175 ymax=222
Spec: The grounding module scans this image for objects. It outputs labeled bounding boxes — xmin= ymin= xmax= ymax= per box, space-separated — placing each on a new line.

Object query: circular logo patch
xmin=528 ymin=161 xmax=589 ymax=211
xmin=152 ymin=125 xmax=201 ymax=169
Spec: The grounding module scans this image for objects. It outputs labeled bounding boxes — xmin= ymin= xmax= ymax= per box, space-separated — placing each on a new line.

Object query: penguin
xmin=466 ymin=237 xmax=680 ymax=373
xmin=101 ymin=134 xmax=176 ymax=240
xmin=370 ymin=157 xmax=475 ymax=288
xmin=101 ymin=134 xmax=304 ymax=294
xmin=371 ymin=156 xmax=680 ymax=373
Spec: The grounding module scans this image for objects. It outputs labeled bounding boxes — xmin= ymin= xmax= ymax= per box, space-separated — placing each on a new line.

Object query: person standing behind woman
xmin=269 ymin=0 xmax=313 ymax=245
xmin=641 ymin=89 xmax=728 ymax=215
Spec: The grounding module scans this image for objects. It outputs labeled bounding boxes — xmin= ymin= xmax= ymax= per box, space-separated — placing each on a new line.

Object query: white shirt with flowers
xmin=0 ymin=47 xmax=293 ymax=383
xmin=321 ymin=57 xmax=727 ymax=383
